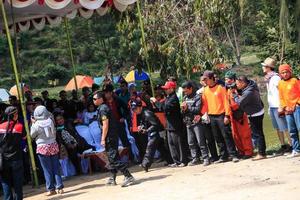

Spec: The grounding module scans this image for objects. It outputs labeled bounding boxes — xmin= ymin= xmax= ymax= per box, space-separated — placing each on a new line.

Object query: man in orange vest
xmin=224 ymin=71 xmax=253 ymax=159
xmin=278 ymin=64 xmax=300 ymax=158
xmin=201 ymin=70 xmax=239 ymax=163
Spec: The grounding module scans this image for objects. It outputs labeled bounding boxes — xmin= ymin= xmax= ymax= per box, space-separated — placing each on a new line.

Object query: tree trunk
xmin=231 ymin=19 xmax=241 ymax=66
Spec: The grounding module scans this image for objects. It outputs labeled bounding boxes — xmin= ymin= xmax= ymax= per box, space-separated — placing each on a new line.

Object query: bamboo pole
xmin=136 ymin=0 xmax=155 ymax=96
xmin=0 ymin=1 xmax=39 ymax=187
xmin=64 ymin=17 xmax=79 ymax=92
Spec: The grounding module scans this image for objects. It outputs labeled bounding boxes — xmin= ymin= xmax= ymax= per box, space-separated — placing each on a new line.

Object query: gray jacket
xmin=234 ymin=80 xmax=264 ymax=115
xmin=30 ymin=106 xmax=56 ymax=146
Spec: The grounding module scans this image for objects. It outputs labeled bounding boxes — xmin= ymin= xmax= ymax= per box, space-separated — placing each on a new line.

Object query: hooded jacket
xmin=30 ymin=106 xmax=56 ymax=146
xmin=234 ymin=80 xmax=264 ymax=115
xmin=139 ymin=108 xmax=164 ymax=137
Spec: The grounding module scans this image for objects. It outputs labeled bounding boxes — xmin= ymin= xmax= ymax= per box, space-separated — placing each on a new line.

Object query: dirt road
xmin=24 ymin=156 xmax=300 ymax=200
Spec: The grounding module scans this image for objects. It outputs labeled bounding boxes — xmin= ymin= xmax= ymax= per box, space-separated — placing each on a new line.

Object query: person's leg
xmin=239 ymin=114 xmax=253 ymax=156
xmin=1 ymin=164 xmax=13 ymax=200
xmin=11 ymin=160 xmax=24 ymax=200
xmin=203 ymin=124 xmax=218 ymax=161
xmin=167 ymin=131 xmax=181 ymax=165
xmin=159 ymin=131 xmax=173 ymax=164
xmin=230 ymin=118 xmax=244 ymax=156
xmin=216 ymin=116 xmax=238 ymax=158
xmin=285 ymin=114 xmax=300 ymax=152
xmin=67 ymin=148 xmax=80 ymax=174
xmin=209 ymin=116 xmax=228 ymax=160
xmin=142 ymin=134 xmax=159 ymax=170
xmin=118 ymin=123 xmax=134 ymax=161
xmin=290 ymin=107 xmax=300 ymax=152
xmin=187 ymin=126 xmax=200 ymax=161
xmin=51 ymin=154 xmax=64 ymax=190
xmin=249 ymin=115 xmax=266 ymax=156
xmin=270 ymin=108 xmax=285 ymax=146
xmin=38 ymin=154 xmax=55 ymax=192
xmin=176 ymin=131 xmax=188 ymax=165
xmin=194 ymin=124 xmax=209 ymax=162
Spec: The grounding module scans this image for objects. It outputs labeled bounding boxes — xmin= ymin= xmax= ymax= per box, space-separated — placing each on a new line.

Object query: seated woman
xmin=55 ymin=114 xmax=94 ymax=174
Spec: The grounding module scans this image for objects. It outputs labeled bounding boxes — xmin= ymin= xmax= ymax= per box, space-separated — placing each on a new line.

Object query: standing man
xmin=234 ymin=76 xmax=267 ymax=160
xmin=151 ymin=81 xmax=188 ymax=167
xmin=131 ymin=99 xmax=172 ymax=172
xmin=201 ymin=70 xmax=239 ymax=163
xmin=93 ymin=90 xmax=135 ymax=187
xmin=225 ymin=71 xmax=253 ymax=159
xmin=262 ymin=58 xmax=291 ymax=154
xmin=0 ymin=106 xmax=24 ymax=200
xmin=181 ymin=81 xmax=211 ymax=166
xmin=278 ymin=64 xmax=300 ymax=158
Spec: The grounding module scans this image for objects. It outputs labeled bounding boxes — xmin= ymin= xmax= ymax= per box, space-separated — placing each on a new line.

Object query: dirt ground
xmin=24 ymin=156 xmax=300 ymax=200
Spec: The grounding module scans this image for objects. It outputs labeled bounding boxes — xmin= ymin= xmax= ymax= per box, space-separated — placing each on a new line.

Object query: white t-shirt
xmin=267 ymin=75 xmax=281 ymax=108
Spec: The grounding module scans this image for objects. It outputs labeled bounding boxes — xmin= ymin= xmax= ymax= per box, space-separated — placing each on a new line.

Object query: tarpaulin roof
xmin=1 ymin=0 xmax=137 ymax=32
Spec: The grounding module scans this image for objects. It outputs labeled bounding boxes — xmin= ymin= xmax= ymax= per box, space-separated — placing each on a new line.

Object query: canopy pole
xmin=136 ymin=0 xmax=155 ymax=96
xmin=0 ymin=0 xmax=39 ymax=187
xmin=64 ymin=17 xmax=78 ymax=92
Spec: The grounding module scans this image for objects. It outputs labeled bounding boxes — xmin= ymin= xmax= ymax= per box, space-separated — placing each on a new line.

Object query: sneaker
xmin=188 ymin=159 xmax=200 ymax=166
xmin=121 ymin=176 xmax=135 ymax=187
xmin=232 ymin=157 xmax=239 ymax=163
xmin=168 ymin=163 xmax=178 ymax=168
xmin=57 ymin=189 xmax=64 ymax=194
xmin=106 ymin=177 xmax=117 ymax=186
xmin=214 ymin=158 xmax=228 ymax=164
xmin=203 ymin=159 xmax=210 ymax=166
xmin=252 ymin=154 xmax=266 ymax=161
xmin=177 ymin=163 xmax=187 ymax=167
xmin=275 ymin=145 xmax=286 ymax=155
xmin=46 ymin=190 xmax=57 ymax=196
xmin=286 ymin=151 xmax=300 ymax=158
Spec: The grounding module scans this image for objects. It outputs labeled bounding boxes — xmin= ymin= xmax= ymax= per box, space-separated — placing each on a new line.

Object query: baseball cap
xmin=161 ymin=81 xmax=177 ymax=90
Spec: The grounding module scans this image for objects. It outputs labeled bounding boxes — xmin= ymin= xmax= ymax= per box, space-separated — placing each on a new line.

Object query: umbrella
xmin=125 ymin=70 xmax=149 ymax=83
xmin=0 ymin=88 xmax=10 ymax=102
xmin=9 ymin=83 xmax=31 ymax=97
xmin=65 ymin=75 xmax=94 ymax=91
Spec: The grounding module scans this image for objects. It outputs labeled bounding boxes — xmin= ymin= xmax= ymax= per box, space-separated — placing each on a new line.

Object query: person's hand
xmin=285 ymin=107 xmax=295 ymax=115
xmin=120 ymin=118 xmax=125 ymax=123
xmin=150 ymin=97 xmax=157 ymax=103
xmin=224 ymin=116 xmax=230 ymax=125
xmin=101 ymin=139 xmax=106 ymax=147
xmin=31 ymin=116 xmax=36 ymax=124
xmin=181 ymin=102 xmax=187 ymax=111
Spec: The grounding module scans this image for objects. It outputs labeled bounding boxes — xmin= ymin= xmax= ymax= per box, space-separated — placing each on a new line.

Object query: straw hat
xmin=261 ymin=57 xmax=276 ymax=68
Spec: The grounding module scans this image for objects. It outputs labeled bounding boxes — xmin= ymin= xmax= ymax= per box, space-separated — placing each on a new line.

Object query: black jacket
xmin=234 ymin=80 xmax=264 ymax=115
xmin=182 ymin=92 xmax=201 ymax=126
xmin=156 ymin=92 xmax=185 ymax=131
xmin=140 ymin=109 xmax=164 ymax=136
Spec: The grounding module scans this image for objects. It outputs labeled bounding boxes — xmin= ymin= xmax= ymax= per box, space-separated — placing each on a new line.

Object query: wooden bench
xmin=81 ymin=148 xmax=129 ymax=175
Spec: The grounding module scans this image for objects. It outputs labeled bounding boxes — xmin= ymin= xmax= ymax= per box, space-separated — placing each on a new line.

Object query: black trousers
xmin=209 ymin=114 xmax=238 ymax=159
xmin=67 ymin=147 xmax=81 ymax=174
xmin=167 ymin=130 xmax=188 ymax=164
xmin=142 ymin=133 xmax=173 ymax=168
xmin=203 ymin=124 xmax=219 ymax=161
xmin=249 ymin=114 xmax=266 ymax=155
xmin=132 ymin=132 xmax=148 ymax=163
xmin=118 ymin=122 xmax=134 ymax=161
xmin=105 ymin=136 xmax=131 ymax=177
xmin=187 ymin=124 xmax=210 ymax=160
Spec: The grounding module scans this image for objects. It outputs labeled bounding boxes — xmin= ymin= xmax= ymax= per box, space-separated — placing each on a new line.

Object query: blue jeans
xmin=1 ymin=159 xmax=24 ymax=200
xmin=285 ymin=107 xmax=300 ymax=152
xmin=38 ymin=154 xmax=64 ymax=191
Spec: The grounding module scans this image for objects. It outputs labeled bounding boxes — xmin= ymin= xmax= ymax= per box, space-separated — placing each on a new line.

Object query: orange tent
xmin=65 ymin=75 xmax=94 ymax=91
xmin=9 ymin=83 xmax=31 ymax=97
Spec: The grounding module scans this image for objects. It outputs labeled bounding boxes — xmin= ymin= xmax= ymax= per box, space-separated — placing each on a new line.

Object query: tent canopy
xmin=0 ymin=88 xmax=10 ymax=102
xmin=9 ymin=83 xmax=31 ymax=97
xmin=65 ymin=75 xmax=94 ymax=91
xmin=1 ymin=0 xmax=137 ymax=32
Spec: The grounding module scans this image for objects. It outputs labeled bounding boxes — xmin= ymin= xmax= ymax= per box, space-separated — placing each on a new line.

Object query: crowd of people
xmin=0 ymin=58 xmax=299 ymax=199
